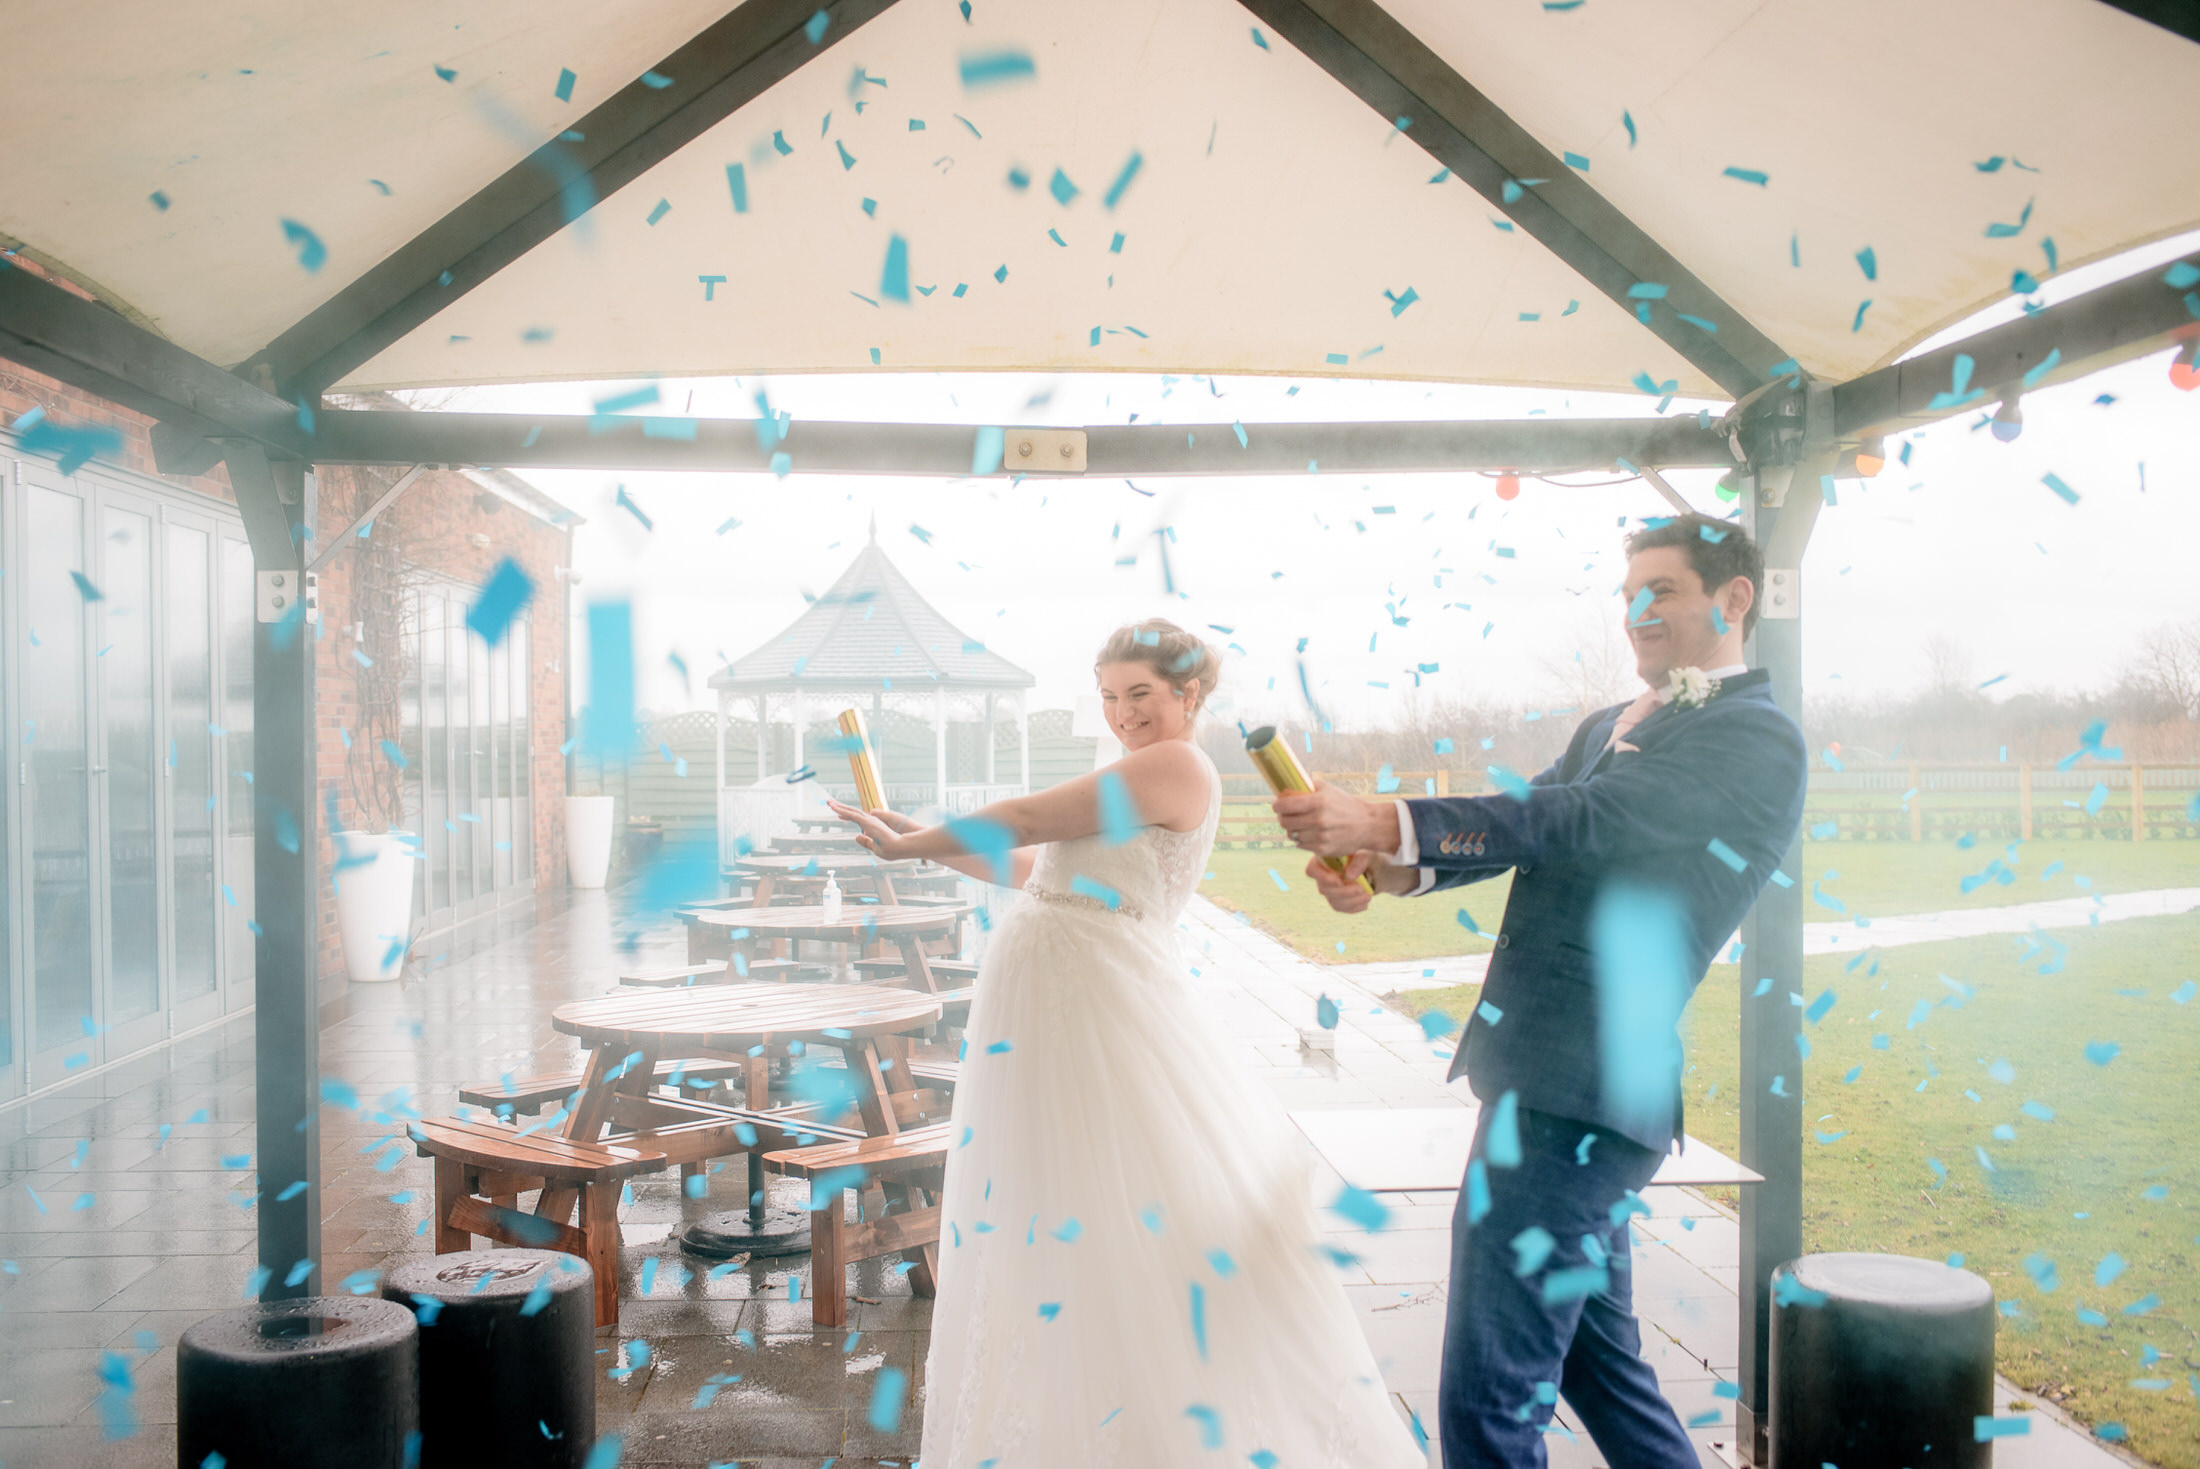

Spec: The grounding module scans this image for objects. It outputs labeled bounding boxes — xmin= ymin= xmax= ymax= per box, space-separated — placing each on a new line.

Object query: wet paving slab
xmin=0 ymin=887 xmax=2137 ymax=1467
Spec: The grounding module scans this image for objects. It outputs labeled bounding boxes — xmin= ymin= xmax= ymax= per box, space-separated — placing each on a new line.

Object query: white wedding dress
xmin=918 ymin=751 xmax=1426 ymax=1467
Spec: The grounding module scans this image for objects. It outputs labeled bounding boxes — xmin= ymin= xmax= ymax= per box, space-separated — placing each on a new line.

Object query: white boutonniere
xmin=1665 ymin=666 xmax=1721 ymax=709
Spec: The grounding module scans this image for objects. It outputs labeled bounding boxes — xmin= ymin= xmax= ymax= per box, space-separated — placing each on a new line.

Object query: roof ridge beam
xmin=1832 ymin=249 xmax=2200 ymax=438
xmin=1239 ymin=0 xmax=1793 ymax=399
xmin=309 ymin=408 xmax=1735 ymax=475
xmin=244 ymin=0 xmax=906 ymax=401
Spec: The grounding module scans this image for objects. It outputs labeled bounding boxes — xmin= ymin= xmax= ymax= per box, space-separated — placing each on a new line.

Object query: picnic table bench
xmin=457 ymin=1056 xmax=745 ymax=1117
xmin=765 ymin=1122 xmax=957 ymax=1328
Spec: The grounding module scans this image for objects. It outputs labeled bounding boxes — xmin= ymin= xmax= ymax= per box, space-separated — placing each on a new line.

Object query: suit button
xmin=1496 ymin=934 xmax=1510 ymax=949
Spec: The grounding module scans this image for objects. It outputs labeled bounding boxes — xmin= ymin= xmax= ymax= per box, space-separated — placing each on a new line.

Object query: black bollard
xmin=177 ymin=1295 xmax=419 ymax=1469
xmin=1769 ymin=1252 xmax=1997 ymax=1469
xmin=383 ymin=1249 xmax=595 ymax=1467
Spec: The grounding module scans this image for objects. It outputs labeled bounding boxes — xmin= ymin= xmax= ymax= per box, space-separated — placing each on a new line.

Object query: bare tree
xmin=1535 ymin=607 xmax=1635 ymax=713
xmin=2131 ymin=618 xmax=2200 ymax=721
xmin=1922 ymin=634 xmax=1975 ymax=697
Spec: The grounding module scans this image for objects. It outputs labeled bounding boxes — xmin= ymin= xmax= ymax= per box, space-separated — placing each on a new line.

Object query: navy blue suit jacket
xmin=1403 ymin=670 xmax=1807 ymax=1152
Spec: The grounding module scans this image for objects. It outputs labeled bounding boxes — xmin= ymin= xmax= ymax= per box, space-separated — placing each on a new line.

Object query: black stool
xmin=384 ymin=1250 xmax=595 ymax=1467
xmin=1770 ymin=1252 xmax=1996 ymax=1469
xmin=178 ymin=1295 xmax=419 ymax=1469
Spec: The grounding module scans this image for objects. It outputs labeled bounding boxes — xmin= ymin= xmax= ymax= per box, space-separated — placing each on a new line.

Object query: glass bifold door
xmin=2 ymin=458 xmax=254 ymax=1098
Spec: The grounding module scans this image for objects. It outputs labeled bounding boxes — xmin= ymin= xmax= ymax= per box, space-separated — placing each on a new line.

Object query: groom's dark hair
xmin=1624 ymin=514 xmax=1766 ymax=635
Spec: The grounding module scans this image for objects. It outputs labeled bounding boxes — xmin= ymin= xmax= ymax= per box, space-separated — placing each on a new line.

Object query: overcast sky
xmin=436 ymin=231 xmax=2200 ymax=729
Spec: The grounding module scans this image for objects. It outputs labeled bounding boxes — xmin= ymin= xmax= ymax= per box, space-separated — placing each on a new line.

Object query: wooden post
xmin=1908 ymin=763 xmax=1922 ymax=843
xmin=1436 ymin=767 xmax=1450 ymax=797
xmin=934 ymin=686 xmax=948 ymax=807
xmin=1017 ymin=691 xmax=1031 ymax=795
xmin=2131 ymin=765 xmax=2145 ymax=843
xmin=2019 ymin=764 xmax=2033 ymax=842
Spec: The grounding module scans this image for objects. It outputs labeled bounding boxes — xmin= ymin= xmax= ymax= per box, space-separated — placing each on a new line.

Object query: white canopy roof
xmin=6 ymin=0 xmax=2196 ymax=400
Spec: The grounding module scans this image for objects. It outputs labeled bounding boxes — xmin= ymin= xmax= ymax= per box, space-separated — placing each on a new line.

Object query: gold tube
xmin=838 ymin=708 xmax=887 ymax=812
xmin=1244 ymin=725 xmax=1376 ymax=892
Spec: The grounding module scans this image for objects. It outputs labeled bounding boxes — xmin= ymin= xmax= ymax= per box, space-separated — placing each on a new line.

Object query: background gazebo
xmin=708 ymin=530 xmax=1035 ymax=853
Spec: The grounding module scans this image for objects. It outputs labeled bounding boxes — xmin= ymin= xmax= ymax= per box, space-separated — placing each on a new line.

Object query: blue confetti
xmin=280 ymin=218 xmax=327 ymax=272
xmin=1096 ymin=770 xmax=1141 ymax=845
xmin=1330 ymin=1184 xmax=1392 ymax=1232
xmin=465 ymin=557 xmax=535 ymax=646
xmin=1485 ymin=1089 xmax=1522 ymax=1168
xmin=959 ymin=50 xmax=1035 ymax=88
xmin=880 ymin=233 xmax=910 ymax=302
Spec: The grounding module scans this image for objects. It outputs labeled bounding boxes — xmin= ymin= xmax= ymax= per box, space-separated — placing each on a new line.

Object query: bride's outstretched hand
xmin=827 ymin=799 xmax=921 ymax=860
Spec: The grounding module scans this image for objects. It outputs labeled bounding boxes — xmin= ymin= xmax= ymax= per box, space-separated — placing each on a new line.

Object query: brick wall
xmin=1 ymin=352 xmax=571 ymax=997
xmin=0 ymin=360 xmax=238 ymax=504
xmin=310 ymin=466 xmax=572 ymax=993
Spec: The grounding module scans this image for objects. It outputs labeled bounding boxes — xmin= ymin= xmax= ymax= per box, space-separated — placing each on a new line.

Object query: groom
xmin=1277 ymin=513 xmax=1806 ymax=1467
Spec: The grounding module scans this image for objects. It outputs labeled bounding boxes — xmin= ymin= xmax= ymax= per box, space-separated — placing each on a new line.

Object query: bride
xmin=829 ymin=619 xmax=1425 ymax=1468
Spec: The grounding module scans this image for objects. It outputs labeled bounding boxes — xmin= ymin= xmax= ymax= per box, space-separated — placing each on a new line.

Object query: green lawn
xmin=1200 ymin=835 xmax=2196 ymax=966
xmin=1387 ymin=916 xmax=2200 ymax=1468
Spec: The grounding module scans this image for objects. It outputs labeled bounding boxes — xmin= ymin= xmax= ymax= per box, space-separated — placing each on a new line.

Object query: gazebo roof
xmin=709 ymin=532 xmax=1035 ymax=693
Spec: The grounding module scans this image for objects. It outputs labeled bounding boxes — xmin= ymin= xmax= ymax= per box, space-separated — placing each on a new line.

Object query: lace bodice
xmin=1024 ymin=750 xmax=1221 ymax=924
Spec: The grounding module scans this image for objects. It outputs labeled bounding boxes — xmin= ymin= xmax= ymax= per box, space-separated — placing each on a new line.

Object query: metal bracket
xmin=1639 ymin=466 xmax=1695 ymax=517
xmin=1003 ymin=427 xmax=1086 ymax=473
xmin=257 ymin=569 xmax=319 ymax=625
xmin=308 ymin=465 xmax=427 ymax=575
xmin=1761 ymin=568 xmax=1799 ymax=621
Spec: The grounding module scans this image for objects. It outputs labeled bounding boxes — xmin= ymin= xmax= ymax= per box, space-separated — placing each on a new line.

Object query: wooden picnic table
xmin=551 ymin=982 xmax=947 ymax=1271
xmin=767 ymin=831 xmax=868 ymax=855
xmin=691 ymin=902 xmax=970 ymax=993
xmin=725 ymin=851 xmax=927 ymax=904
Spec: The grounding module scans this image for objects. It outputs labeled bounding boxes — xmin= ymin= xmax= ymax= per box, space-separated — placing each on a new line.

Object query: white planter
xmin=333 ymin=831 xmax=417 ymax=983
xmin=566 ymin=795 xmax=616 ymax=888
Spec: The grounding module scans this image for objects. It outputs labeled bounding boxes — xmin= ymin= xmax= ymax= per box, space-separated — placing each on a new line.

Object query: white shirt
xmin=1390 ymin=664 xmax=1750 ymax=895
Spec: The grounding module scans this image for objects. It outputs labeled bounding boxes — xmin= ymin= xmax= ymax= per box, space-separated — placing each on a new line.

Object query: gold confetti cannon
xmin=838 ymin=708 xmax=887 ymax=812
xmin=1244 ymin=725 xmax=1377 ymax=893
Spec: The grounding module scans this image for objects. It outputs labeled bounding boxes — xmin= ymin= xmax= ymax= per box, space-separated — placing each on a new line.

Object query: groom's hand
xmin=1306 ymin=852 xmax=1415 ymax=911
xmin=1307 ymin=853 xmax=1375 ymax=913
xmin=1273 ymin=780 xmax=1399 ymax=859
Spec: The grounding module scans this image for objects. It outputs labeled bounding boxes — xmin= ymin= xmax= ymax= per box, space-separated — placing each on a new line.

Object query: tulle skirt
xmin=916 ymin=897 xmax=1427 ymax=1467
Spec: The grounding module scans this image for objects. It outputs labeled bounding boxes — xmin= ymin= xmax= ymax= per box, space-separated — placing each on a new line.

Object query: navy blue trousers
xmin=1439 ymin=1105 xmax=1700 ymax=1468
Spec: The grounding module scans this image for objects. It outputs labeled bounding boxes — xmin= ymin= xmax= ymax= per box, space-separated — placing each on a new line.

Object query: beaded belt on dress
xmin=1023 ymin=881 xmax=1145 ymax=922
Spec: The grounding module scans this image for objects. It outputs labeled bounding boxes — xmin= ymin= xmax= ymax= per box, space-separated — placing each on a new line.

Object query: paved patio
xmin=0 ymin=884 xmax=2140 ymax=1466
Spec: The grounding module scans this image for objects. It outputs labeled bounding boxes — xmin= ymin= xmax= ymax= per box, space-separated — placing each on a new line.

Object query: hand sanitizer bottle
xmin=820 ymin=874 xmax=843 ymax=924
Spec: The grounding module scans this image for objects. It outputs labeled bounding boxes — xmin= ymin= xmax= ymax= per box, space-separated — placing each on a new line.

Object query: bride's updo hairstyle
xmin=1094 ymin=619 xmax=1223 ymax=715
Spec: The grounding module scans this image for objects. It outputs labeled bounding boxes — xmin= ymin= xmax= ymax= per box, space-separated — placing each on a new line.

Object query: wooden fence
xmin=1804 ymin=764 xmax=2199 ymax=843
xmin=1212 ymin=765 xmax=2200 ymax=850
